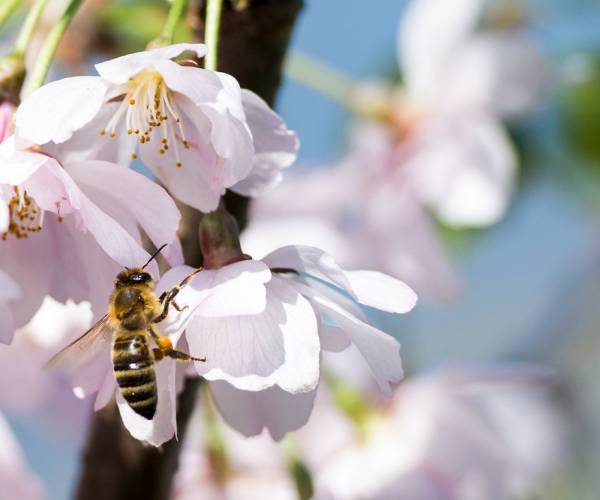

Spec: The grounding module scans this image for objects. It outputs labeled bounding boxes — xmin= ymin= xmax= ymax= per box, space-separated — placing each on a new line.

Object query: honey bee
xmin=46 ymin=244 xmax=205 ymax=420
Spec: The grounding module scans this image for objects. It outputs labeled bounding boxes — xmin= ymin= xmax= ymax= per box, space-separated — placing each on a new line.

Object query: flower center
xmin=100 ymin=70 xmax=190 ymax=168
xmin=2 ymin=187 xmax=46 ymax=240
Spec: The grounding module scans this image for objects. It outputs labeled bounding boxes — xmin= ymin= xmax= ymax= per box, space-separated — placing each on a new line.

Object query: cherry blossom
xmin=384 ymin=0 xmax=543 ymax=227
xmin=54 ymin=258 xmax=272 ymax=446
xmin=297 ymin=366 xmax=567 ymax=500
xmin=0 ymin=412 xmax=44 ymax=500
xmin=15 ymin=43 xmax=298 ymax=212
xmin=161 ymin=245 xmax=417 ymax=439
xmin=0 ymin=135 xmax=181 ymax=333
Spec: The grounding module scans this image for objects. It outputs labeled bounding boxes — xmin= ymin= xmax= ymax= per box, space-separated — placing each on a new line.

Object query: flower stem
xmin=23 ymin=0 xmax=83 ymax=97
xmin=13 ymin=0 xmax=49 ymax=54
xmin=285 ymin=50 xmax=357 ymax=108
xmin=0 ymin=0 xmax=20 ymax=31
xmin=204 ymin=0 xmax=223 ymax=71
xmin=161 ymin=0 xmax=187 ymax=44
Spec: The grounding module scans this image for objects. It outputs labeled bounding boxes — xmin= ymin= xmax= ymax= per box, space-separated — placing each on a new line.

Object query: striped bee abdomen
xmin=112 ymin=331 xmax=157 ymax=420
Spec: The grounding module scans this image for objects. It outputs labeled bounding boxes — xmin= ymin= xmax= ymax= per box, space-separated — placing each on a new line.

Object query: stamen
xmin=98 ymin=70 xmax=190 ymax=169
xmin=2 ymin=187 xmax=45 ymax=240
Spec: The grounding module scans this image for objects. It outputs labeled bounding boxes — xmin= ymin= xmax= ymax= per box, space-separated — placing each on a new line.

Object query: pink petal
xmin=0 ymin=138 xmax=55 ymax=185
xmin=0 ymin=270 xmax=20 ymax=302
xmin=0 ymin=195 xmax=7 ymax=233
xmin=209 ymin=381 xmax=317 ymax=440
xmin=66 ymin=160 xmax=182 ymax=265
xmin=0 ymin=303 xmax=15 ymax=344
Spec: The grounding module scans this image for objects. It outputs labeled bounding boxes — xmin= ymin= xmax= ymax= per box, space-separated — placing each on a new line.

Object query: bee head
xmin=116 ymin=268 xmax=154 ymax=287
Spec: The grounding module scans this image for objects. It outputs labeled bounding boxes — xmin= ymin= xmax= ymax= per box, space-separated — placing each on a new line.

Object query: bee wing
xmin=44 ymin=314 xmax=114 ymax=370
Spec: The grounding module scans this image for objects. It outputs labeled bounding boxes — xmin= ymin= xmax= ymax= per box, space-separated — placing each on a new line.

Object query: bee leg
xmin=168 ymin=350 xmax=207 ymax=363
xmin=148 ymin=326 xmax=206 ymax=363
xmin=154 ymin=267 xmax=203 ymax=323
xmin=171 ymin=300 xmax=187 ymax=312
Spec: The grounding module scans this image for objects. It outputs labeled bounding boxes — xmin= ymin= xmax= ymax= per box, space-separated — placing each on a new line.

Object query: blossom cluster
xmin=1 ymin=35 xmax=420 ymax=446
xmin=0 ymin=0 xmax=571 ymax=498
xmin=243 ymin=0 xmax=544 ymax=301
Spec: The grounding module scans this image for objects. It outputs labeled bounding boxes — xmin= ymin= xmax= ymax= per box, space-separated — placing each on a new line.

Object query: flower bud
xmin=0 ymin=52 xmax=25 ymax=105
xmin=198 ymin=204 xmax=250 ymax=269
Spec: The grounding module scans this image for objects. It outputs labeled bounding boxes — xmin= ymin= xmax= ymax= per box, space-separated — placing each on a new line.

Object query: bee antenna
xmin=142 ymin=244 xmax=168 ymax=269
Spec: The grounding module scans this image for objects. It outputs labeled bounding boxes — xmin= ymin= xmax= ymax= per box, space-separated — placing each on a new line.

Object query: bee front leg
xmin=154 ymin=267 xmax=203 ymax=323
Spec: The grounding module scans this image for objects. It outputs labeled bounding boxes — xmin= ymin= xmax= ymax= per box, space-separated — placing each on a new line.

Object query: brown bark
xmin=73 ymin=1 xmax=303 ymax=499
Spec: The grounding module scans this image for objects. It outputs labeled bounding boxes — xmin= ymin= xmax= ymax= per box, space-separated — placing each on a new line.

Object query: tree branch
xmin=73 ymin=1 xmax=303 ymax=499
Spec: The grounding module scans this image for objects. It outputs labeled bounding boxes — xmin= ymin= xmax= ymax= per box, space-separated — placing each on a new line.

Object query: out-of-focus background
xmin=2 ymin=0 xmax=600 ymax=498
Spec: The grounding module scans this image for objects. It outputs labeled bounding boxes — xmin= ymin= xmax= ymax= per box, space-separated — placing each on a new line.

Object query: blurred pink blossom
xmin=0 ymin=412 xmax=44 ymax=500
xmin=0 ymin=270 xmax=20 ymax=344
xmin=15 ymin=44 xmax=298 ymax=212
xmin=244 ymin=0 xmax=544 ymax=301
xmin=244 ymin=124 xmax=461 ymax=301
xmin=298 ymin=366 xmax=568 ymax=500
xmin=171 ymin=404 xmax=296 ymax=500
xmin=0 ymin=297 xmax=92 ymax=433
xmin=393 ymin=0 xmax=543 ymax=227
xmin=0 ymin=135 xmax=181 ymax=335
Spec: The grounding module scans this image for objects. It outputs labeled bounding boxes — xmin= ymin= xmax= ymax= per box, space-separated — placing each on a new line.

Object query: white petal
xmin=153 ymin=61 xmax=225 ymax=105
xmin=410 ymin=114 xmax=516 ymax=227
xmin=94 ymin=370 xmax=116 ymax=411
xmin=209 ymin=381 xmax=317 ymax=440
xmin=263 ymin=245 xmax=416 ymax=313
xmin=71 ymin=351 xmax=113 ymax=401
xmin=311 ymin=294 xmax=403 ymax=396
xmin=66 ymin=160 xmax=182 ymax=265
xmin=317 ymin=321 xmax=351 ymax=353
xmin=400 ymin=0 xmax=484 ymax=103
xmin=231 ymin=90 xmax=298 ymax=197
xmin=186 ymin=277 xmax=320 ymax=393
xmin=446 ymin=34 xmax=545 ymax=118
xmin=343 ymin=270 xmax=417 ymax=314
xmin=159 ymin=260 xmax=271 ymax=337
xmin=15 ymin=76 xmax=108 ymax=146
xmin=0 ymin=138 xmax=55 ymax=185
xmin=117 ymin=358 xmax=177 ymax=446
xmin=95 ymin=43 xmax=207 ymax=84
